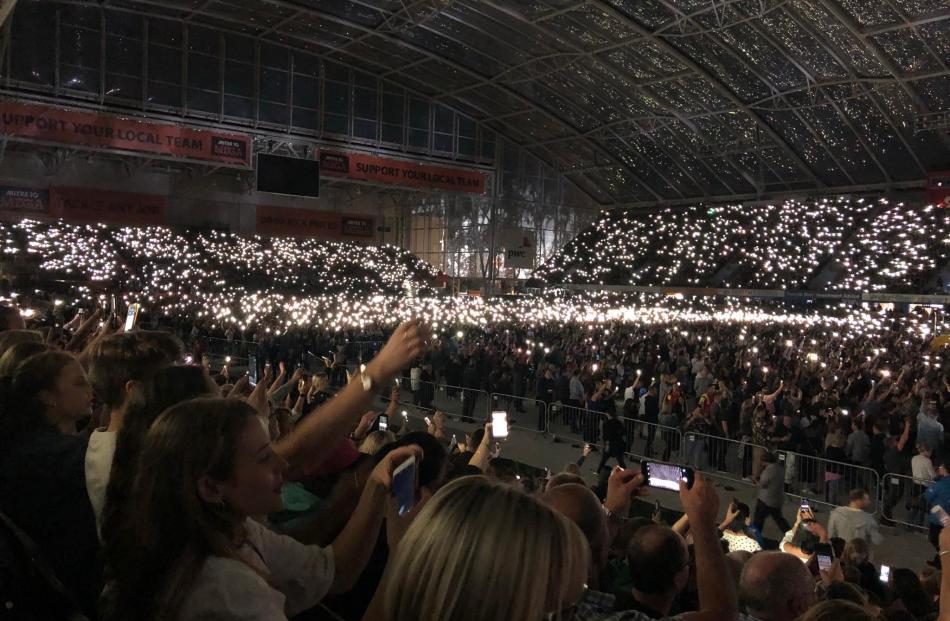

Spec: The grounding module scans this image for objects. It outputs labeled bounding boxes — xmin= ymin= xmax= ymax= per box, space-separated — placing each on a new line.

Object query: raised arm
xmin=680 ymin=473 xmax=738 ymax=621
xmin=274 ymin=320 xmax=429 ymax=469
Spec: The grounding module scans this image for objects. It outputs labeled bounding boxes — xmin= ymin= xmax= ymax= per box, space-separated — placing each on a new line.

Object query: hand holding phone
xmin=491 ymin=411 xmax=509 ymax=439
xmin=124 ymin=303 xmax=141 ymax=332
xmin=378 ymin=414 xmax=389 ymax=431
xmin=391 ymin=455 xmax=417 ymax=516
xmin=815 ymin=542 xmax=834 ymax=572
xmin=642 ymin=460 xmax=694 ymax=491
xmin=879 ymin=565 xmax=890 ymax=583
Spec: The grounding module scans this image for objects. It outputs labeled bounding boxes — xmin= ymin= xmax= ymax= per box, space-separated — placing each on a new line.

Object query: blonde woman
xmin=364 ymin=475 xmax=589 ymax=621
xmin=359 ymin=430 xmax=397 ymax=455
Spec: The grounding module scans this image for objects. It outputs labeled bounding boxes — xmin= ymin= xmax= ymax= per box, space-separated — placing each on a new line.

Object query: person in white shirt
xmin=103 ymin=397 xmax=421 ymax=621
xmin=911 ymin=443 xmax=936 ymax=525
xmin=100 ymin=365 xmax=220 ymax=539
xmin=828 ymin=488 xmax=883 ymax=545
xmin=913 ymin=443 xmax=937 ymax=485
xmin=103 ymin=320 xmax=429 ymax=621
xmin=85 ymin=332 xmax=180 ymax=531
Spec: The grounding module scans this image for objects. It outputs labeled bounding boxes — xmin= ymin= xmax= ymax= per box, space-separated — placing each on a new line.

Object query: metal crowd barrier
xmin=376 ymin=382 xmax=893 ymax=518
xmin=783 ymin=452 xmax=881 ymax=514
xmin=393 ymin=379 xmax=492 ymax=424
xmin=880 ymin=472 xmax=930 ymax=531
xmin=547 ymin=403 xmax=600 ymax=443
xmin=206 ymin=336 xmax=259 ymax=358
xmin=348 ymin=340 xmax=384 ymax=363
xmin=676 ymin=431 xmax=882 ymax=513
xmin=490 ymin=392 xmax=547 ymax=433
xmin=621 ymin=418 xmax=685 ymax=463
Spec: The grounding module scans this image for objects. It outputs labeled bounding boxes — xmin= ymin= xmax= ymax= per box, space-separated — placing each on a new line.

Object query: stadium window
xmin=58 ymin=7 xmax=101 ymax=94
xmin=409 ymin=99 xmax=430 ymax=150
xmin=259 ymin=44 xmax=289 ymax=125
xmin=381 ymin=88 xmax=405 ymax=145
xmin=323 ymin=61 xmax=350 ymax=136
xmin=104 ymin=12 xmax=143 ymax=102
xmin=186 ymin=26 xmax=220 ymax=114
xmin=223 ymin=34 xmax=254 ymax=120
xmin=10 ymin=3 xmax=55 ymax=86
xmin=146 ymin=18 xmax=182 ymax=108
xmin=433 ymin=105 xmax=454 ymax=154
xmin=353 ymin=73 xmax=379 ymax=141
xmin=292 ymin=51 xmax=320 ymax=131
xmin=458 ymin=116 xmax=477 ymax=158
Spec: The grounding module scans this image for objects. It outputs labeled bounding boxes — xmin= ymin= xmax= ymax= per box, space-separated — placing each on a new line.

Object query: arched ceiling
xmin=53 ymin=0 xmax=950 ymax=204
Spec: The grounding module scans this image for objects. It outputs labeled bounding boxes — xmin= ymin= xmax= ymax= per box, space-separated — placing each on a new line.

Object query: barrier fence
xmin=374 ymin=380 xmax=933 ymax=518
xmin=881 ymin=472 xmax=930 ymax=531
xmin=206 ymin=336 xmax=260 ymax=359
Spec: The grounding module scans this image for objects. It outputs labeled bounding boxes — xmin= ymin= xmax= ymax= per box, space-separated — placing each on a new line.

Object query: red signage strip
xmin=320 ymin=151 xmax=486 ymax=194
xmin=0 ymin=100 xmax=251 ymax=167
xmin=256 ymin=205 xmax=375 ymax=239
xmin=50 ymin=187 xmax=166 ymax=226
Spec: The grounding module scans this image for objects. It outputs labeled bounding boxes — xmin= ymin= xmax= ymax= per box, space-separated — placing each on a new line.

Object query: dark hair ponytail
xmin=0 ymin=350 xmax=75 ymax=443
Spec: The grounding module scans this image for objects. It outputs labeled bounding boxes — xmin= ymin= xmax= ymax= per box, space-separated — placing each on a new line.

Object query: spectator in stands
xmin=103 ymin=397 xmax=422 ymax=620
xmin=100 ymin=365 xmax=219 ymax=539
xmin=925 ymin=458 xmax=950 ymax=552
xmin=739 ymin=551 xmax=817 ymax=621
xmin=84 ymin=332 xmax=180 ymax=528
xmin=753 ymin=451 xmax=791 ymax=534
xmin=359 ymin=430 xmax=397 ymax=455
xmin=828 ymin=488 xmax=882 ymax=546
xmin=623 ymin=524 xmax=690 ymax=617
xmin=364 ymin=475 xmax=589 ymax=621
xmin=597 ymin=409 xmax=628 ymax=470
xmin=0 ymin=339 xmax=50 ymax=378
xmin=719 ymin=500 xmax=762 ymax=553
xmin=541 ymin=483 xmax=609 ymax=589
xmin=845 ymin=418 xmax=870 ymax=467
xmin=911 ymin=444 xmax=936 ymax=525
xmin=799 ymin=600 xmax=875 ymax=621
xmin=0 ymin=304 xmax=26 ymax=331
xmin=0 ymin=350 xmax=100 ymax=616
xmin=917 ymin=402 xmax=944 ymax=457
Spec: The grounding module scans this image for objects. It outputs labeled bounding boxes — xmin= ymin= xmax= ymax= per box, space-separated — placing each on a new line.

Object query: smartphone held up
xmin=491 ymin=411 xmax=509 ymax=439
xmin=641 ymin=460 xmax=694 ymax=491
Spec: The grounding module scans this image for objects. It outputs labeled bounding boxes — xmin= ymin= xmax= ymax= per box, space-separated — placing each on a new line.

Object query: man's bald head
xmin=627 ymin=524 xmax=690 ymax=596
xmin=740 ymin=552 xmax=816 ymax=621
xmin=541 ymin=483 xmax=608 ymax=573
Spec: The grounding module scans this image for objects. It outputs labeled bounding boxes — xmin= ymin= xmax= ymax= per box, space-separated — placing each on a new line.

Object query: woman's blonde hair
xmin=381 ymin=475 xmax=589 ymax=621
xmin=360 ymin=429 xmax=396 ymax=455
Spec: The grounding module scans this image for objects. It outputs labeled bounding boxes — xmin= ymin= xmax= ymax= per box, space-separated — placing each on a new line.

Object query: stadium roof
xmin=32 ymin=0 xmax=950 ymax=205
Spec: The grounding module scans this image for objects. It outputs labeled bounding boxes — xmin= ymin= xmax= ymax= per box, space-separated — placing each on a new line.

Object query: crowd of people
xmin=0 ymin=219 xmax=438 ymax=332
xmin=535 ymin=197 xmax=949 ymax=293
xmin=0 ymin=299 xmax=948 ymax=621
xmin=0 ymin=202 xmax=948 ymax=621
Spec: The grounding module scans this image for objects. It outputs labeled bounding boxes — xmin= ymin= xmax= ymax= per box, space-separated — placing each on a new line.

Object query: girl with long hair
xmin=103 ymin=397 xmax=420 ymax=621
xmin=0 ymin=350 xmax=100 ymax=616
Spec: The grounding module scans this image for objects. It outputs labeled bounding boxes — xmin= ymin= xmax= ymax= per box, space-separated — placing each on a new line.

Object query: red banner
xmin=0 ymin=100 xmax=251 ymax=167
xmin=256 ymin=205 xmax=375 ymax=239
xmin=320 ymin=151 xmax=486 ymax=194
xmin=50 ymin=187 xmax=166 ymax=226
xmin=257 ymin=206 xmax=340 ymax=238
